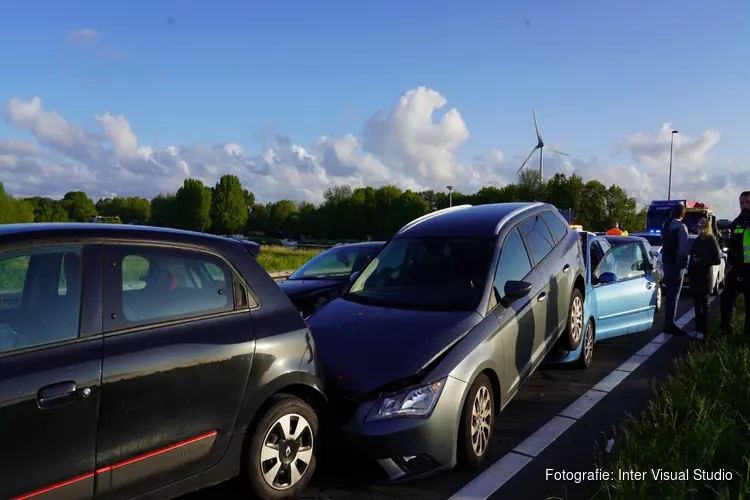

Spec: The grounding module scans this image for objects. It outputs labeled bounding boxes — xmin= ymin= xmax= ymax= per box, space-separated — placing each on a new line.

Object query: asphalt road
xmin=183 ymin=294 xmax=700 ymax=500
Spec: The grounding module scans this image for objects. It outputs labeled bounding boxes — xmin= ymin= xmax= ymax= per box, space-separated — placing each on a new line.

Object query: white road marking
xmin=447 ymin=297 xmax=714 ymax=500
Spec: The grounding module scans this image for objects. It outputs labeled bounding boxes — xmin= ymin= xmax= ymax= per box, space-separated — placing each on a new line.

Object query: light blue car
xmin=546 ymin=232 xmax=659 ymax=368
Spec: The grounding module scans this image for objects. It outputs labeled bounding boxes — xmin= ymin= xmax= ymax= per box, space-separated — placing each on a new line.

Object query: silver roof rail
xmin=397 ymin=204 xmax=473 ymax=235
xmin=493 ymin=202 xmax=547 ymax=235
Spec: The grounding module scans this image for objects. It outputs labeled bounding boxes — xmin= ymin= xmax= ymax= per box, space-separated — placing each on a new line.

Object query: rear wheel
xmin=576 ymin=320 xmax=595 ymax=369
xmin=246 ymin=395 xmax=318 ymax=500
xmin=457 ymin=373 xmax=494 ymax=470
xmin=563 ymin=288 xmax=584 ymax=350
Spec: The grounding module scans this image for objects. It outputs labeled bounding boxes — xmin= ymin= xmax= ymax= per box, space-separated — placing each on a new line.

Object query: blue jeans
xmin=663 ymin=264 xmax=685 ymax=327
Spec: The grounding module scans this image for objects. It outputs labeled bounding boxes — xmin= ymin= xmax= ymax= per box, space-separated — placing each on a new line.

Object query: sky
xmin=0 ymin=0 xmax=748 ymax=219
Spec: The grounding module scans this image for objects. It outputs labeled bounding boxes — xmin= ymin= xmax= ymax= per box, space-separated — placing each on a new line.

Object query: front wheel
xmin=457 ymin=373 xmax=494 ymax=470
xmin=246 ymin=395 xmax=318 ymax=500
xmin=563 ymin=288 xmax=584 ymax=350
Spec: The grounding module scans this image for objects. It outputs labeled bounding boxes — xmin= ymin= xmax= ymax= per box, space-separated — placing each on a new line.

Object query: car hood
xmin=277 ymin=278 xmax=343 ymax=298
xmin=307 ymin=297 xmax=480 ymax=396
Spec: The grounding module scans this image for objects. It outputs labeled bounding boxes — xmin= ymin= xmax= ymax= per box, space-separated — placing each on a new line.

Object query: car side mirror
xmin=349 ymin=271 xmax=361 ymax=283
xmin=504 ymin=280 xmax=533 ymax=299
xmin=597 ymin=271 xmax=618 ymax=284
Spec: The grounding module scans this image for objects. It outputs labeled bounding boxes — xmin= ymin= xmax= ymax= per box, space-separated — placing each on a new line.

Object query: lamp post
xmin=667 ymin=130 xmax=678 ymax=200
xmin=446 ymin=185 xmax=454 ymax=208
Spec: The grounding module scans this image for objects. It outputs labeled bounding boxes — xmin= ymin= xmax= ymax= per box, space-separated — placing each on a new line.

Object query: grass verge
xmin=256 ymin=245 xmax=322 ymax=273
xmin=596 ymin=300 xmax=750 ymax=500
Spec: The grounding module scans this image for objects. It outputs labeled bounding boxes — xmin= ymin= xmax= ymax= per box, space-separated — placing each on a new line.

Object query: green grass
xmin=256 ymin=245 xmax=322 ymax=272
xmin=596 ymin=300 xmax=750 ymax=500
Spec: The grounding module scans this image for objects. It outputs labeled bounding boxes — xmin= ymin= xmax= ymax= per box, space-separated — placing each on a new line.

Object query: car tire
xmin=246 ymin=395 xmax=318 ymax=500
xmin=576 ymin=320 xmax=595 ymax=369
xmin=655 ymin=285 xmax=662 ymax=312
xmin=457 ymin=373 xmax=494 ymax=470
xmin=563 ymin=288 xmax=584 ymax=350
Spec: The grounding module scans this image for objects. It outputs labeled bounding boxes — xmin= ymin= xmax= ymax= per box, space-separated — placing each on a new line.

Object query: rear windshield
xmin=344 ymin=238 xmax=494 ymax=311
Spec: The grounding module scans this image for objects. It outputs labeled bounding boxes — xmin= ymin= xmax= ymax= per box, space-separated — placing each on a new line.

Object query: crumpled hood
xmin=307 ymin=297 xmax=480 ymax=396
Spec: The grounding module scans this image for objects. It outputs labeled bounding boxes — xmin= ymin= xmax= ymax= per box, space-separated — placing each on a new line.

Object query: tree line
xmin=0 ymin=170 xmax=646 ymax=241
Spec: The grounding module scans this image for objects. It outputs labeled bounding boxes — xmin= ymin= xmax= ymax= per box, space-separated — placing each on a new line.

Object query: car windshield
xmin=289 ymin=246 xmax=378 ymax=280
xmin=638 ymin=234 xmax=663 ymax=247
xmin=344 ymin=238 xmax=494 ymax=311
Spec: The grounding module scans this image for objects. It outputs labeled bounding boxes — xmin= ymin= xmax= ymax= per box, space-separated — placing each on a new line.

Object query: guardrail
xmin=269 ymin=270 xmax=294 ymax=281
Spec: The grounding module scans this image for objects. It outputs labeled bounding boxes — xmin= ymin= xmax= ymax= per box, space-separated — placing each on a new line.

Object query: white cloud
xmin=67 ymin=29 xmax=100 ymax=45
xmin=1 ymin=89 xmax=747 ymax=219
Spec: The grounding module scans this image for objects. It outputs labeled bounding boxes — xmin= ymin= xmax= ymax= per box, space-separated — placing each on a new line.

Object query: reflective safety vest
xmin=737 ymin=226 xmax=750 ymax=263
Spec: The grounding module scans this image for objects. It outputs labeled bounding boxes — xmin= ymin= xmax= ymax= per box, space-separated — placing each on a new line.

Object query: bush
xmin=597 ymin=300 xmax=750 ymax=499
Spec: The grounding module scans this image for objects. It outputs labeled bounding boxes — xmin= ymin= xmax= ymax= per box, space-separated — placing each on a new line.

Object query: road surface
xmin=183 ymin=294 xmax=702 ymax=500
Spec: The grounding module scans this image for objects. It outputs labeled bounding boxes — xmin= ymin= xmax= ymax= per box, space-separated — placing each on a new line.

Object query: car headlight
xmin=365 ymin=378 xmax=446 ymax=422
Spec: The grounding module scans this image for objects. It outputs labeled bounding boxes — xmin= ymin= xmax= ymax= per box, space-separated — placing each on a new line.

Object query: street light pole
xmin=446 ymin=185 xmax=454 ymax=208
xmin=667 ymin=130 xmax=678 ymax=200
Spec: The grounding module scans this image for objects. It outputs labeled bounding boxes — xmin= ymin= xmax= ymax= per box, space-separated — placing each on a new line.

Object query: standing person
xmin=661 ymin=203 xmax=690 ymax=335
xmin=606 ymin=222 xmax=623 ymax=236
xmin=619 ymin=222 xmax=629 ymax=236
xmin=719 ymin=191 xmax=750 ymax=336
xmin=688 ymin=217 xmax=721 ymax=340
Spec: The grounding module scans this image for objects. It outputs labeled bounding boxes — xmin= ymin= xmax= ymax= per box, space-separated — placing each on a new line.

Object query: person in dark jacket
xmin=688 ymin=218 xmax=721 ymax=340
xmin=719 ymin=191 xmax=750 ymax=336
xmin=661 ymin=203 xmax=690 ymax=334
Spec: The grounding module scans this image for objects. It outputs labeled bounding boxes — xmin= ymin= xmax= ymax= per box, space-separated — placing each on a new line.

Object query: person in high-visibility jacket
xmin=606 ymin=222 xmax=623 ymax=236
xmin=619 ymin=221 xmax=629 ymax=236
xmin=719 ymin=190 xmax=750 ymax=336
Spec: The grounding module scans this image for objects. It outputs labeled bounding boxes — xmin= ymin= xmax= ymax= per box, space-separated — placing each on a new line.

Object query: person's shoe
xmin=665 ymin=323 xmax=686 ymax=335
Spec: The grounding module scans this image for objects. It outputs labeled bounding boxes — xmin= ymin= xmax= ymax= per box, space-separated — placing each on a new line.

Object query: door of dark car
xmin=0 ymin=243 xmax=102 ymax=500
xmin=490 ymin=226 xmax=537 ymax=396
xmin=95 ymin=243 xmax=257 ymax=499
xmin=518 ymin=215 xmax=560 ymax=349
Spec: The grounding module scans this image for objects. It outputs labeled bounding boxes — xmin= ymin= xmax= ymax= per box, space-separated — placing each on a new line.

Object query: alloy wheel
xmin=583 ymin=323 xmax=594 ymax=365
xmin=570 ymin=296 xmax=583 ymax=343
xmin=470 ymin=386 xmax=492 ymax=457
xmin=260 ymin=413 xmax=314 ymax=490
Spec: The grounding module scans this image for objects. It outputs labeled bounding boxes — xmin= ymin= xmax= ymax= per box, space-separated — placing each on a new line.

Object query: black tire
xmin=457 ymin=373 xmax=494 ymax=470
xmin=246 ymin=395 xmax=318 ymax=500
xmin=576 ymin=320 xmax=595 ymax=369
xmin=563 ymin=288 xmax=584 ymax=350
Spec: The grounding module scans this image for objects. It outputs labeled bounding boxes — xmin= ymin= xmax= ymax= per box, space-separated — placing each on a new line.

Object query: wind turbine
xmin=516 ymin=109 xmax=569 ymax=183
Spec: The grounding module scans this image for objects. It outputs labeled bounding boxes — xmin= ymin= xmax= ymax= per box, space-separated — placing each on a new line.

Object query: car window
xmin=493 ymin=228 xmax=532 ymax=300
xmin=289 ymin=246 xmax=378 ymax=279
xmin=113 ymin=246 xmax=234 ymax=328
xmin=520 ymin=215 xmax=555 ymax=264
xmin=595 ymin=242 xmax=646 ymax=281
xmin=542 ymin=212 xmax=568 ymax=243
xmin=347 ymin=238 xmax=493 ymax=311
xmin=0 ymin=246 xmax=83 ymax=353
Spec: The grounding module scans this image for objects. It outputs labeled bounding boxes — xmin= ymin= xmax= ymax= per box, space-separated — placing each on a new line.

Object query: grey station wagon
xmin=308 ymin=202 xmax=586 ymax=481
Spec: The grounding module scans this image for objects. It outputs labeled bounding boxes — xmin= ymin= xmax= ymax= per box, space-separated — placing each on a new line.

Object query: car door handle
xmin=562 ymin=264 xmax=570 ymax=273
xmin=537 ymin=292 xmax=547 ymax=302
xmin=37 ymin=381 xmax=78 ymax=410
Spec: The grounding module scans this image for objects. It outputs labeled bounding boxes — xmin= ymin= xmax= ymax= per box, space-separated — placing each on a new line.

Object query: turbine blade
xmin=533 ymin=109 xmax=542 ymax=143
xmin=543 ymin=146 xmax=569 ymax=156
xmin=517 ymin=147 xmax=538 ymax=173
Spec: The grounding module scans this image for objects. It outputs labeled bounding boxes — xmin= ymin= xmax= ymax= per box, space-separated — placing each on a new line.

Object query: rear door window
xmin=520 ymin=215 xmax=555 ymax=265
xmin=105 ymin=245 xmax=237 ymax=331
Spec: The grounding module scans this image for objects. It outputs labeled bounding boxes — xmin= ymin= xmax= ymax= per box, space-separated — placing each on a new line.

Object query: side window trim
xmin=541 ymin=211 xmax=569 ymax=246
xmin=102 ymin=244 xmax=239 ymax=334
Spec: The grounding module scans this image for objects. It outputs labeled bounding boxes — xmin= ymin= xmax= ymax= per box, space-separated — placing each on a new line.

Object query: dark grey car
xmin=309 ymin=202 xmax=586 ymax=481
xmin=0 ymin=223 xmax=325 ymax=500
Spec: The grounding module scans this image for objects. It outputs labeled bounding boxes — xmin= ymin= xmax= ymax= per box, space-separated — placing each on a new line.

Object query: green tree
xmin=25 ymin=197 xmax=69 ymax=222
xmin=268 ymin=200 xmax=297 ymax=233
xmin=247 ymin=203 xmax=270 ymax=231
xmin=150 ymin=193 xmax=178 ymax=227
xmin=0 ymin=183 xmax=34 ymax=223
xmin=61 ymin=191 xmax=97 ymax=222
xmin=175 ymin=178 xmax=212 ymax=231
xmin=210 ymin=175 xmax=249 ymax=234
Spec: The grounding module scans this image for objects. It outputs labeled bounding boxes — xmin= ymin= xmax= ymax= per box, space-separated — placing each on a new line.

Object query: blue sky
xmin=0 ymin=1 xmax=748 ymax=215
